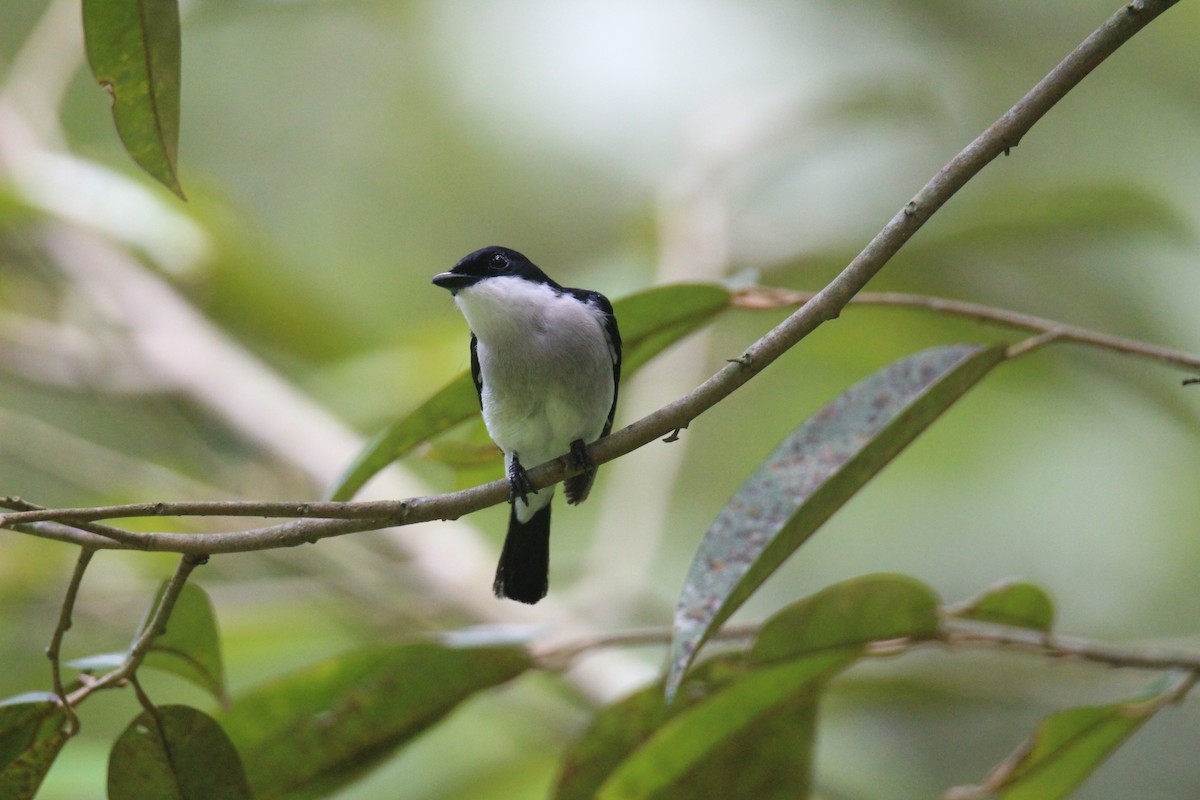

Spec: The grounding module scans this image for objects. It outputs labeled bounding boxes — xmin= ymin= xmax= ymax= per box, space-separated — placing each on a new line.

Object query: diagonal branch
xmin=0 ymin=0 xmax=1183 ymax=555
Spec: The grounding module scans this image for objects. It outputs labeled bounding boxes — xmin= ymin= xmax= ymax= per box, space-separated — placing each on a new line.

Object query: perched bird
xmin=432 ymin=246 xmax=622 ymax=604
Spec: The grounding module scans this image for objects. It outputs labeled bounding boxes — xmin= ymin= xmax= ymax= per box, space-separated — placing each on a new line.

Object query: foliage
xmin=0 ymin=0 xmax=1198 ymax=798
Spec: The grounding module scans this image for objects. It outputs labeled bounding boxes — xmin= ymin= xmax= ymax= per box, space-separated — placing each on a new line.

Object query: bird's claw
xmin=508 ymin=457 xmax=535 ymax=506
xmin=568 ymin=439 xmax=592 ymax=472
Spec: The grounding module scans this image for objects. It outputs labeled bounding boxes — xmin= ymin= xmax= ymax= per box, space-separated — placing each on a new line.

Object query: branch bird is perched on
xmin=433 ymin=247 xmax=622 ymax=604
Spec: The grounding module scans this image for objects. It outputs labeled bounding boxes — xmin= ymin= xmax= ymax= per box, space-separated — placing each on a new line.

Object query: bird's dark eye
xmin=489 ymin=253 xmax=507 ymax=272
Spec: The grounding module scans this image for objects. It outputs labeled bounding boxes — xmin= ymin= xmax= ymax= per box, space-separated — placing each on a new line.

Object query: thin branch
xmin=533 ymin=623 xmax=761 ymax=671
xmin=0 ymin=0 xmax=1181 ymax=554
xmin=939 ymin=618 xmax=1200 ymax=672
xmin=1 ymin=497 xmax=164 ymax=546
xmin=532 ymin=616 xmax=1200 ymax=677
xmin=65 ymin=553 xmax=207 ymax=706
xmin=45 ymin=547 xmax=95 ymax=734
xmin=735 ymin=287 xmax=1200 ymax=373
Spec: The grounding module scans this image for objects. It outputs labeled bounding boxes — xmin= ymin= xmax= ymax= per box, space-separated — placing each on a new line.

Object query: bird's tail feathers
xmin=493 ymin=503 xmax=551 ymax=604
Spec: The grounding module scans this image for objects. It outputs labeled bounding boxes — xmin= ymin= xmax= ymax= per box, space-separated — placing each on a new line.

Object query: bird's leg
xmin=568 ymin=438 xmax=592 ymax=472
xmin=508 ymin=453 xmax=536 ymax=506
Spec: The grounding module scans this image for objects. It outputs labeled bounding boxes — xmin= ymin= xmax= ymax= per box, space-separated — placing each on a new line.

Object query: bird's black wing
xmin=591 ymin=291 xmax=622 ymax=437
xmin=563 ymin=290 xmax=621 ymax=505
xmin=470 ymin=332 xmax=483 ymax=408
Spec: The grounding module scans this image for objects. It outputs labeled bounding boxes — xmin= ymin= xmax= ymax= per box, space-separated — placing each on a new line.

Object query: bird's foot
xmin=508 ymin=455 xmax=536 ymax=506
xmin=568 ymin=439 xmax=592 ymax=472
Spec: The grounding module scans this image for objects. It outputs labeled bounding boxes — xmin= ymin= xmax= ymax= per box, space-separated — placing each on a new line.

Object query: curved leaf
xmin=108 ymin=705 xmax=252 ymax=800
xmin=0 ymin=729 xmax=69 ymax=800
xmin=220 ymin=642 xmax=531 ymax=800
xmin=950 ymin=677 xmax=1184 ymax=800
xmin=596 ymin=654 xmax=841 ymax=800
xmin=668 ymin=343 xmax=1006 ymax=698
xmin=328 ymin=283 xmax=731 ymax=500
xmin=555 ymin=657 xmax=745 ymax=800
xmin=752 ymin=573 xmax=940 ymax=666
xmin=142 ymin=583 xmax=227 ymax=705
xmin=947 ymin=579 xmax=1055 ymax=633
xmin=82 ymin=0 xmax=185 ymax=198
xmin=0 ymin=697 xmax=64 ymax=775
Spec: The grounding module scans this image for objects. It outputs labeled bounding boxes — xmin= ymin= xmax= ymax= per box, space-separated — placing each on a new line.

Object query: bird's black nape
xmin=493 ymin=504 xmax=551 ymax=604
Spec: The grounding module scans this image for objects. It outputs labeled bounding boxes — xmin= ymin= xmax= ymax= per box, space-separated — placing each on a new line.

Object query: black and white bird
xmin=432 ymin=246 xmax=622 ymax=604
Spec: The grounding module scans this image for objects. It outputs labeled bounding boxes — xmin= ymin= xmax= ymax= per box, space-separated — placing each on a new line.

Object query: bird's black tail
xmin=493 ymin=503 xmax=551 ymax=604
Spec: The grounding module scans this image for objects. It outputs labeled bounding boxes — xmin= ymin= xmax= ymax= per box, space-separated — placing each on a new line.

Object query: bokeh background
xmin=2 ymin=0 xmax=1200 ymax=797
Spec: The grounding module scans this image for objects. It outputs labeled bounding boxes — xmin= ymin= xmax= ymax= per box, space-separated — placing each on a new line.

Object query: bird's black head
xmin=432 ymin=246 xmax=558 ymax=294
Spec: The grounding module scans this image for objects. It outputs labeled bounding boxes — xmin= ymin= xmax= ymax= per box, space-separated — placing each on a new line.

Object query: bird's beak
xmin=432 ymin=271 xmax=474 ymax=293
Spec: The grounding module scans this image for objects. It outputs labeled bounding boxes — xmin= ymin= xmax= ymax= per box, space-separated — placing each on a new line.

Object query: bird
xmin=432 ymin=246 xmax=622 ymax=604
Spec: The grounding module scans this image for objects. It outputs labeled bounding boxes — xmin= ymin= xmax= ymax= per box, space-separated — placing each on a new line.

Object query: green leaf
xmin=82 ymin=0 xmax=185 ymax=199
xmin=948 ymin=579 xmax=1055 ymax=633
xmin=752 ymin=574 xmax=941 ymax=666
xmin=108 ymin=705 xmax=253 ymax=800
xmin=328 ymin=283 xmax=731 ymax=500
xmin=142 ymin=583 xmax=227 ymax=705
xmin=596 ymin=653 xmax=845 ymax=800
xmin=0 ymin=729 xmax=69 ymax=800
xmin=67 ymin=583 xmax=227 ymax=704
xmin=614 ymin=284 xmax=732 ymax=375
xmin=555 ymin=657 xmax=746 ymax=800
xmin=328 ymin=376 xmax=479 ymax=501
xmin=952 ymin=678 xmax=1182 ymax=800
xmin=0 ymin=697 xmax=64 ymax=775
xmin=220 ymin=642 xmax=531 ymax=800
xmin=668 ymin=344 xmax=1006 ymax=698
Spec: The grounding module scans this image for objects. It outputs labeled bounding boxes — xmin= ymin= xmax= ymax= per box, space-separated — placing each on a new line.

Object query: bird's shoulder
xmin=563 ymin=288 xmax=621 ymax=357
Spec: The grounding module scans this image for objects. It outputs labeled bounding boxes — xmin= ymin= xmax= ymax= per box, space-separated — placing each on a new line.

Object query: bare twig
xmin=531 ymin=616 xmax=1200 ymax=677
xmin=45 ymin=547 xmax=95 ymax=733
xmin=940 ymin=618 xmax=1200 ymax=672
xmin=735 ymin=287 xmax=1200 ymax=373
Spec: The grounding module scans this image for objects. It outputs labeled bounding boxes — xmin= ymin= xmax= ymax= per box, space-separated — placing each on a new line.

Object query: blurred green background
xmin=2 ymin=0 xmax=1199 ymax=797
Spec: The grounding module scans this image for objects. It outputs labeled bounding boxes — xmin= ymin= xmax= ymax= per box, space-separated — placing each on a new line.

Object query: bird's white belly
xmin=477 ymin=335 xmax=613 ymax=465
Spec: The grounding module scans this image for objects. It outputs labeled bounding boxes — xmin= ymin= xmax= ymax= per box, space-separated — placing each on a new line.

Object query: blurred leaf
xmin=752 ymin=574 xmax=940 ymax=666
xmin=66 ymin=583 xmax=226 ymax=705
xmin=67 ymin=653 xmax=128 ymax=673
xmin=555 ymin=656 xmax=745 ymax=800
xmin=948 ymin=579 xmax=1055 ymax=633
xmin=0 ymin=728 xmax=69 ymax=800
xmin=327 ymin=371 xmax=478 ymax=502
xmin=328 ymin=283 xmax=731 ymax=500
xmin=931 ymin=182 xmax=1192 ymax=251
xmin=220 ymin=642 xmax=531 ymax=800
xmin=668 ymin=344 xmax=1006 ymax=698
xmin=614 ymin=284 xmax=732 ymax=374
xmin=416 ymin=440 xmax=500 ymax=469
xmin=952 ymin=677 xmax=1183 ymax=800
xmin=141 ymin=583 xmax=227 ymax=705
xmin=108 ymin=705 xmax=252 ymax=800
xmin=596 ymin=653 xmax=843 ymax=800
xmin=0 ymin=697 xmax=64 ymax=774
xmin=82 ymin=0 xmax=185 ymax=199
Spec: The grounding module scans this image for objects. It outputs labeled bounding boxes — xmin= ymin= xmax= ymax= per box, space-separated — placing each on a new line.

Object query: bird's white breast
xmin=455 ymin=276 xmax=616 ymax=468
